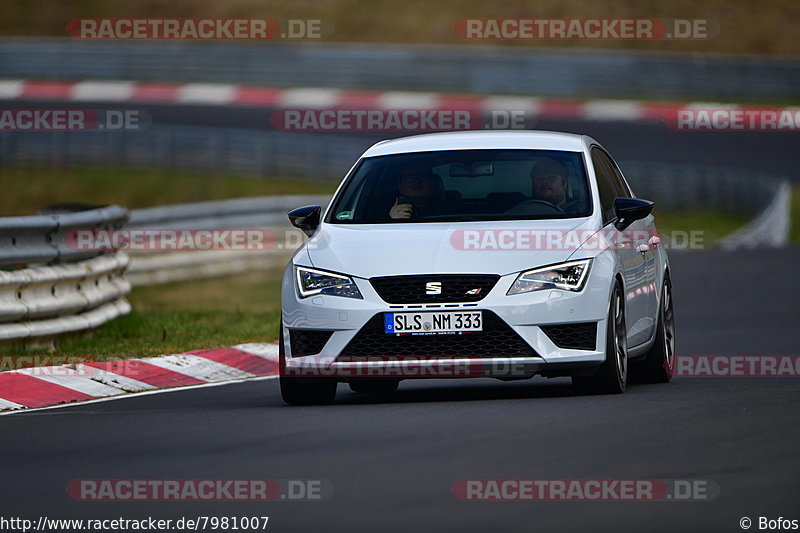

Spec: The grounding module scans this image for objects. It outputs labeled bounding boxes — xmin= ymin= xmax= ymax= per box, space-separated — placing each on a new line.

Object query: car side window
xmin=591 ymin=148 xmax=617 ymax=224
xmin=596 ymin=149 xmax=632 ymax=198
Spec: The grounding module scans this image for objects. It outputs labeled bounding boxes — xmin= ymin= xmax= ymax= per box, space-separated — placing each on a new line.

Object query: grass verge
xmin=13 ymin=271 xmax=283 ymax=361
xmin=791 ymin=188 xmax=800 ymax=243
xmin=0 ymin=166 xmax=336 ymax=216
xmin=653 ymin=209 xmax=749 ymax=248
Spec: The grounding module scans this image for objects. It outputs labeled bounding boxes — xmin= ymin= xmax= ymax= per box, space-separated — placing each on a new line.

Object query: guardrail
xmin=127 ymin=195 xmax=330 ymax=230
xmin=0 ymin=253 xmax=130 ymax=343
xmin=0 ymin=205 xmax=131 ymax=346
xmin=123 ymin=170 xmax=788 ymax=287
xmin=2 ymin=39 xmax=799 ymax=101
xmin=719 ymin=181 xmax=792 ymax=249
xmin=125 ymin=195 xmax=330 ymax=285
xmin=1 ymin=122 xmax=789 ymax=219
xmin=0 ymin=126 xmax=370 ymax=181
xmin=620 ymin=161 xmax=784 ymax=218
xmin=622 ymin=162 xmax=791 ymax=249
xmin=0 ymin=204 xmax=129 ymax=266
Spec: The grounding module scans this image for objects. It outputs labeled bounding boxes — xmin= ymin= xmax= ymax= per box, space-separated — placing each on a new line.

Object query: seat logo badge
xmin=425 ymin=281 xmax=442 ymax=295
xmin=465 ymin=288 xmax=481 ymax=295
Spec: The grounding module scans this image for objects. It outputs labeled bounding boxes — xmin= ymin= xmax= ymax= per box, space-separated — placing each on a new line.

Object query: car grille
xmin=289 ymin=329 xmax=334 ymax=356
xmin=369 ymin=274 xmax=499 ymax=304
xmin=339 ymin=311 xmax=538 ymax=359
xmin=540 ymin=323 xmax=597 ymax=351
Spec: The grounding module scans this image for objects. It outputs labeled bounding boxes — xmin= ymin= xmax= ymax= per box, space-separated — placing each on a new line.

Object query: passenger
xmin=530 ymin=158 xmax=582 ymax=213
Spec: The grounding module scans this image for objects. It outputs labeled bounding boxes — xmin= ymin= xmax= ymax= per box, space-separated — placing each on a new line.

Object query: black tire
xmin=278 ymin=315 xmax=337 ymax=405
xmin=280 ymin=377 xmax=337 ymax=405
xmin=572 ymin=283 xmax=627 ymax=394
xmin=349 ymin=379 xmax=399 ymax=394
xmin=631 ymin=278 xmax=675 ymax=384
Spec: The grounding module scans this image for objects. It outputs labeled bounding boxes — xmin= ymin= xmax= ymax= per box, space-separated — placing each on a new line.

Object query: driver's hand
xmin=390 ymin=198 xmax=413 ymax=219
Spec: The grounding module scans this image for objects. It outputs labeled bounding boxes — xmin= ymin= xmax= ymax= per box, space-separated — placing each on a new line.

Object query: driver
xmin=530 ymin=157 xmax=582 ymax=213
xmin=389 ymin=166 xmax=447 ymax=220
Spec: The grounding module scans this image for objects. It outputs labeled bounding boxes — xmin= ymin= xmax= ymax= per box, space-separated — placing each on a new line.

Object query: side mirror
xmin=287 ymin=205 xmax=321 ymax=237
xmin=613 ymin=198 xmax=653 ymax=231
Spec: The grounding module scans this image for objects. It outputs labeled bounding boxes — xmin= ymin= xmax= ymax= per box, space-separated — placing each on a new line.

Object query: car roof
xmin=362 ymin=130 xmax=594 ymax=157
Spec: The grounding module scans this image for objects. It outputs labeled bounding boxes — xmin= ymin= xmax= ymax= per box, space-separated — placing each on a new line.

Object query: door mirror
xmin=613 ymin=198 xmax=653 ymax=231
xmin=287 ymin=205 xmax=321 ymax=237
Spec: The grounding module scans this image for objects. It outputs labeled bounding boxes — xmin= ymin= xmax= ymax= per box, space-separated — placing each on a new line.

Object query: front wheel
xmin=280 ymin=377 xmax=337 ymax=405
xmin=278 ymin=316 xmax=337 ymax=405
xmin=349 ymin=379 xmax=399 ymax=394
xmin=631 ymin=278 xmax=675 ymax=383
xmin=572 ymin=283 xmax=627 ymax=394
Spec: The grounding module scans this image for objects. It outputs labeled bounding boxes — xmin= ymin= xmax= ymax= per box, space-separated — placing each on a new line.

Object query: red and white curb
xmin=0 ymin=78 xmax=710 ymax=123
xmin=0 ymin=342 xmax=279 ymax=413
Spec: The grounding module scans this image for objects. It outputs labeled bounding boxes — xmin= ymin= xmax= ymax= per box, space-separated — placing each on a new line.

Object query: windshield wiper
xmin=416 ymin=215 xmax=483 ymax=222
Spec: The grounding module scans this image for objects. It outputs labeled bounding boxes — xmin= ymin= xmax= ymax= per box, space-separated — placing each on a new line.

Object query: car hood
xmin=304 ymin=218 xmax=597 ymax=278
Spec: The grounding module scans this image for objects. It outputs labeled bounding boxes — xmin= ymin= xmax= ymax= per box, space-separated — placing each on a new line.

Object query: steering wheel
xmin=505 ymin=199 xmax=564 ymax=215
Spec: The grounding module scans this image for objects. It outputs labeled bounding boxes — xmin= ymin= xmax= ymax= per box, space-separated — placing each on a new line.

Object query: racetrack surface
xmin=1 ymin=246 xmax=798 ymax=533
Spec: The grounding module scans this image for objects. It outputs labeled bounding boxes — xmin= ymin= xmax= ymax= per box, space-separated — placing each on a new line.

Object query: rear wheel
xmin=279 ymin=316 xmax=337 ymax=405
xmin=631 ymin=278 xmax=675 ymax=383
xmin=572 ymin=283 xmax=627 ymax=394
xmin=349 ymin=379 xmax=399 ymax=394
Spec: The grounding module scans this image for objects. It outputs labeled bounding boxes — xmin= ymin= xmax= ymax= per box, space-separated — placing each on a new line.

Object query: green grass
xmin=791 ymin=188 xmax=800 ymax=243
xmin=3 ymin=0 xmax=800 ymax=56
xmin=652 ymin=209 xmax=749 ymax=249
xmin=0 ymin=166 xmax=336 ymax=216
xmin=13 ymin=271 xmax=284 ymax=361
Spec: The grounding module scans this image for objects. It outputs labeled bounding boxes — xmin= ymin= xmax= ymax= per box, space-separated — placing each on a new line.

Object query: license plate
xmin=384 ymin=311 xmax=483 ymax=335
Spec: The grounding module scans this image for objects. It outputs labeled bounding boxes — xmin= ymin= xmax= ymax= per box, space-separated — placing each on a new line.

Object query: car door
xmin=590 ymin=147 xmax=650 ymax=347
xmin=596 ymin=148 xmax=658 ymax=345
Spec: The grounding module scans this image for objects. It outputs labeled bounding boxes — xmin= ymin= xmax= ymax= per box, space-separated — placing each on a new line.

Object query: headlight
xmin=507 ymin=259 xmax=592 ymax=295
xmin=296 ymin=266 xmax=363 ymax=299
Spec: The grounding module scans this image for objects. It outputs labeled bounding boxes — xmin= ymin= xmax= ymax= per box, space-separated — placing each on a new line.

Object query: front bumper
xmin=281 ymin=259 xmax=614 ymax=380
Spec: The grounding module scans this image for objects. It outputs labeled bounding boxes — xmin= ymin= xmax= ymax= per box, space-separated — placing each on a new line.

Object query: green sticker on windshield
xmin=336 ymin=211 xmax=353 ymax=220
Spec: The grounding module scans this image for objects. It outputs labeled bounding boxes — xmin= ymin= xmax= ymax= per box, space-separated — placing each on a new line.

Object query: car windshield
xmin=327 ymin=149 xmax=592 ymax=224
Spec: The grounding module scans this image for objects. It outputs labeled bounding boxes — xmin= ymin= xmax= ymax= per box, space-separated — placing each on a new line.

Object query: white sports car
xmin=279 ymin=131 xmax=675 ymax=404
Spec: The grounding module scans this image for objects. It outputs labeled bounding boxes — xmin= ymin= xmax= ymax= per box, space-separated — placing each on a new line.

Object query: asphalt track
xmin=0 ymin=105 xmax=798 ymax=533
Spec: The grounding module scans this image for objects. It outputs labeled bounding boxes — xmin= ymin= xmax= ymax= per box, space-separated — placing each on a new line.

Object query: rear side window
xmin=590 ymin=148 xmax=618 ymax=224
